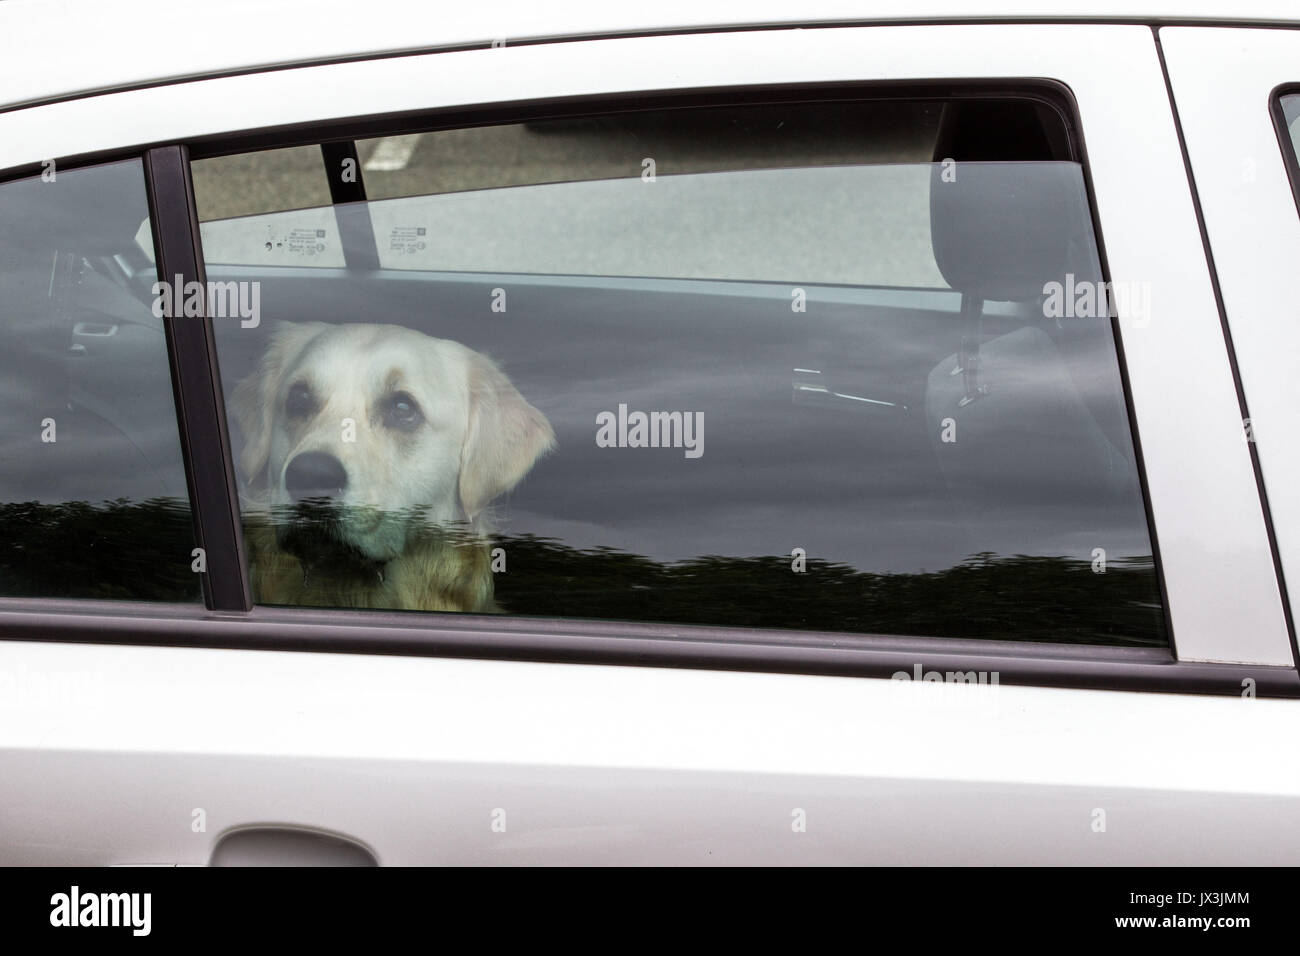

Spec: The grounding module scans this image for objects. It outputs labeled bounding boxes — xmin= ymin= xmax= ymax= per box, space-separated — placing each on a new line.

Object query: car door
xmin=0 ymin=22 xmax=1297 ymax=867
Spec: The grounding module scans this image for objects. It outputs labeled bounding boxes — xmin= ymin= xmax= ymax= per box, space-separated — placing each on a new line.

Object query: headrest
xmin=928 ymin=101 xmax=1085 ymax=302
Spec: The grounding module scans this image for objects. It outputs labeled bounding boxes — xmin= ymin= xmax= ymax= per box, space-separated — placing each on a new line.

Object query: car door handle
xmin=208 ymin=826 xmax=378 ymax=867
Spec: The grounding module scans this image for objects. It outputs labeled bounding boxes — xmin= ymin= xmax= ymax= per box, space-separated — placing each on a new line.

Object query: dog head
xmin=232 ymin=321 xmax=554 ymax=572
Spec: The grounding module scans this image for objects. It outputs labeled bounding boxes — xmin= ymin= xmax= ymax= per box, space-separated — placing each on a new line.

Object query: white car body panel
xmin=3 ymin=0 xmax=1300 ymax=110
xmin=3 ymin=638 xmax=1299 ymax=865
xmin=1161 ymin=27 xmax=1300 ymax=645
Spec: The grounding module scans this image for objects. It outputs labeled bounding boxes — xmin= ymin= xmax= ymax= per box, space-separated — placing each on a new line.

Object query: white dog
xmin=231 ymin=321 xmax=554 ymax=611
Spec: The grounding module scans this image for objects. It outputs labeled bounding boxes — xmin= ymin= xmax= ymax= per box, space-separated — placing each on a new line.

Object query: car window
xmin=1279 ymin=93 xmax=1300 ymax=151
xmin=172 ymin=146 xmax=345 ymax=269
xmin=1275 ymin=92 xmax=1300 ymax=205
xmin=193 ymin=144 xmax=334 ymax=221
xmin=352 ymin=104 xmax=942 ymax=284
xmin=196 ymin=103 xmax=947 ymax=285
xmin=0 ymin=159 xmax=199 ymax=601
xmin=193 ymin=96 xmax=1166 ymax=645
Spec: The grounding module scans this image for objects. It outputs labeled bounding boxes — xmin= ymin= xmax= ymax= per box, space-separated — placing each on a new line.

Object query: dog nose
xmin=285 ymin=452 xmax=349 ymax=502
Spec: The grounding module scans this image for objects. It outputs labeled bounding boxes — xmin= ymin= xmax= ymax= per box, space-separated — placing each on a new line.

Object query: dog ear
xmin=230 ymin=321 xmax=325 ymax=491
xmin=458 ymin=351 xmax=556 ymax=520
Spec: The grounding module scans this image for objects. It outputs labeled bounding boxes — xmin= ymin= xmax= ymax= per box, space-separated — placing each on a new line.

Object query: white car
xmin=1 ymin=0 xmax=1299 ymax=867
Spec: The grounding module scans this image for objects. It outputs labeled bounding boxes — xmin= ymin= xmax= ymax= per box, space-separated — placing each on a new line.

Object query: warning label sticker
xmin=267 ymin=227 xmax=329 ymax=258
xmin=388 ymin=226 xmax=428 ymax=257
xmin=198 ymin=209 xmax=344 ymax=268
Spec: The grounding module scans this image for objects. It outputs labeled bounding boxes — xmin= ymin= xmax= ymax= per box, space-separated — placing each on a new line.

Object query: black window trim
xmin=0 ymin=595 xmax=1294 ymax=697
xmin=143 ymin=145 xmax=252 ymax=611
xmin=183 ymin=80 xmax=1084 ymax=161
xmin=0 ymin=79 xmax=1279 ymax=697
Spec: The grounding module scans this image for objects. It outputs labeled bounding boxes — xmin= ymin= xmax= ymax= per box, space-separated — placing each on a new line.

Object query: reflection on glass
xmin=203 ymin=151 xmax=1164 ymax=645
xmin=0 ymin=161 xmax=197 ymax=601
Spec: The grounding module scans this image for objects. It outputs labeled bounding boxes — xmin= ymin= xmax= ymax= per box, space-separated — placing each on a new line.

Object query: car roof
xmin=2 ymin=0 xmax=1298 ymax=113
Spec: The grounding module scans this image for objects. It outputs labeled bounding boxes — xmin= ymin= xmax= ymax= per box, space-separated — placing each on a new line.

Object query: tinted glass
xmin=1280 ymin=93 xmax=1300 ymax=160
xmin=196 ymin=99 xmax=1165 ymax=645
xmin=1276 ymin=93 xmax=1300 ymax=211
xmin=0 ymin=159 xmax=198 ymax=600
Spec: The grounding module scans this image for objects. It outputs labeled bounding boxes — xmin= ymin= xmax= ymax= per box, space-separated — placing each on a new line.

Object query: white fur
xmin=232 ymin=321 xmax=555 ymax=563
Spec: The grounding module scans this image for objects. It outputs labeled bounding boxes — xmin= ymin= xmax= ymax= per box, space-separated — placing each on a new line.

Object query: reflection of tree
xmin=0 ymin=501 xmax=1168 ymax=647
xmin=0 ymin=498 xmax=199 ymax=601
xmin=491 ymin=536 xmax=1167 ymax=647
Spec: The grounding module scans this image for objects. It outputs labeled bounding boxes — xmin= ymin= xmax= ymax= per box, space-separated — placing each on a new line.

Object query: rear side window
xmin=194 ymin=95 xmax=1165 ymax=645
xmin=0 ymin=160 xmax=198 ymax=601
xmin=1274 ymin=92 xmax=1300 ymax=212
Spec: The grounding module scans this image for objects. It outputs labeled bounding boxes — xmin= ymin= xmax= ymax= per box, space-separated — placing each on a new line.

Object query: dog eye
xmin=285 ymin=383 xmax=316 ymax=418
xmin=383 ymin=391 xmax=423 ymax=430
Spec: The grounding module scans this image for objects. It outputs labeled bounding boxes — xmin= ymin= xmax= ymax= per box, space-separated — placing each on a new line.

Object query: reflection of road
xmin=192 ymin=113 xmax=945 ymax=286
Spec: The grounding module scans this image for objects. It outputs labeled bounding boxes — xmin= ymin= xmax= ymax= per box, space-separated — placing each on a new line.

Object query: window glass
xmin=196 ymin=98 xmax=1166 ymax=645
xmin=1276 ymin=93 xmax=1300 ymax=194
xmin=193 ymin=144 xmax=333 ymax=222
xmin=187 ymin=145 xmax=344 ymax=269
xmin=0 ymin=160 xmax=198 ymax=600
